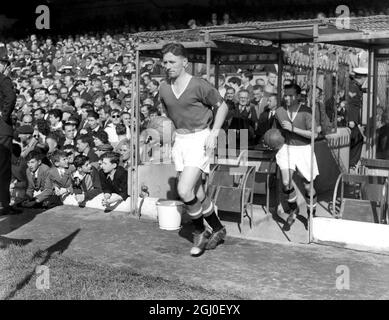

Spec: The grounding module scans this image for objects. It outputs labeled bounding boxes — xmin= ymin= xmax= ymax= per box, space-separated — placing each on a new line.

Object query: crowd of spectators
xmin=5 ymin=33 xmax=175 ymax=211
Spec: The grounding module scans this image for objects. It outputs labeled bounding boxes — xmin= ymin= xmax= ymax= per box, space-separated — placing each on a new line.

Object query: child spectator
xmin=64 ymin=155 xmax=103 ymax=207
xmin=22 ymin=151 xmax=52 ymax=208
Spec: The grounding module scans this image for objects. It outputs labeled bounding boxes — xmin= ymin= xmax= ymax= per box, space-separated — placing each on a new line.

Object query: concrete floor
xmin=1 ymin=205 xmax=389 ymax=299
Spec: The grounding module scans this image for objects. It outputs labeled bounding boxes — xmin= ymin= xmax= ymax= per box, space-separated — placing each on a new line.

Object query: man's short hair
xmin=76 ymin=134 xmax=92 ymax=146
xmin=92 ymin=130 xmax=109 ymax=144
xmin=98 ymin=104 xmax=111 ymax=114
xmin=48 ymin=109 xmax=63 ymax=120
xmin=34 ymin=107 xmax=46 ymax=115
xmin=227 ymin=76 xmax=241 ymax=87
xmin=73 ymin=154 xmax=89 ymax=169
xmin=50 ymin=149 xmax=68 ymax=164
xmin=242 ymin=71 xmax=253 ymax=80
xmin=63 ymin=121 xmax=76 ymax=129
xmin=238 ymin=89 xmax=249 ymax=96
xmin=62 ymin=144 xmax=77 ymax=153
xmin=87 ymin=110 xmax=99 ymax=120
xmin=161 ymin=43 xmax=188 ymax=58
xmin=284 ymin=83 xmax=301 ymax=95
xmin=115 ymin=123 xmax=126 ymax=135
xmin=26 ymin=150 xmax=43 ymax=162
xmin=100 ymin=151 xmax=120 ymax=165
xmin=252 ymin=84 xmax=264 ymax=91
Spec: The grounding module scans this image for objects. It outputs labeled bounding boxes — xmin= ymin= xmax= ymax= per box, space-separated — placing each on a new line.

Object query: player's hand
xmin=281 ymin=121 xmax=293 ymax=132
xmin=205 ymin=129 xmax=219 ymax=151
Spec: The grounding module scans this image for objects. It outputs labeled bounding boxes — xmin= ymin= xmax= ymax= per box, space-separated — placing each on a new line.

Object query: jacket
xmin=0 ymin=73 xmax=16 ymax=136
xmin=99 ymin=166 xmax=128 ymax=200
xmin=26 ymin=163 xmax=52 ymax=202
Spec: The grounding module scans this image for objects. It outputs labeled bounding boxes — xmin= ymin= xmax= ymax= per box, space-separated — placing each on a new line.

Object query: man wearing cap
xmin=17 ymin=125 xmax=39 ymax=159
xmin=0 ymin=46 xmax=21 ymax=214
xmin=348 ymin=67 xmax=367 ymax=124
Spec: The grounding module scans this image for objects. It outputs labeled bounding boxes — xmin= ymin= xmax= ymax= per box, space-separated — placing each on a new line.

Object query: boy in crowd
xmin=64 ymin=154 xmax=102 ymax=207
xmin=45 ymin=149 xmax=73 ymax=206
xmin=94 ymin=152 xmax=129 ymax=211
xmin=22 ymin=150 xmax=52 ymax=208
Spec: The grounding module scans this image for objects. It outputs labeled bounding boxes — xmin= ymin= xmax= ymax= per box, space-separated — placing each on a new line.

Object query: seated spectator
xmin=82 ymin=110 xmax=105 ymax=135
xmin=20 ymin=114 xmax=34 ymax=127
xmin=17 ymin=125 xmax=39 ymax=158
xmin=62 ymin=144 xmax=77 ymax=172
xmin=76 ymin=134 xmax=99 ymax=165
xmin=33 ymin=107 xmax=46 ymax=121
xmin=116 ymin=139 xmax=131 ymax=169
xmin=98 ymin=104 xmax=112 ymax=129
xmin=92 ymin=130 xmax=109 ymax=148
xmin=105 ymin=109 xmax=122 ymax=145
xmin=63 ymin=155 xmax=102 ymax=207
xmin=59 ymin=122 xmax=77 ymax=149
xmin=115 ymin=123 xmax=127 ymax=144
xmin=46 ymin=131 xmax=62 ymax=156
xmin=97 ymin=152 xmax=129 ymax=212
xmin=48 ymin=108 xmax=63 ymax=132
xmin=45 ymin=150 xmax=74 ymax=207
xmin=94 ymin=143 xmax=114 ymax=160
xmin=22 ymin=151 xmax=52 ymax=208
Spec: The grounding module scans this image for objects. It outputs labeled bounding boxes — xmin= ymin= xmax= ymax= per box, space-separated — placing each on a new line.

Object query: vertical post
xmin=366 ymin=48 xmax=371 ymax=157
xmin=371 ymin=51 xmax=377 ymax=159
xmin=215 ymin=58 xmax=220 ymax=89
xmin=205 ymin=31 xmax=211 ymax=81
xmin=309 ymin=25 xmax=319 ymax=243
xmin=277 ymin=43 xmax=283 ymax=103
xmin=134 ymin=49 xmax=140 ymax=217
xmin=129 ymin=72 xmax=136 ymax=214
xmin=334 ymin=49 xmax=339 ymax=132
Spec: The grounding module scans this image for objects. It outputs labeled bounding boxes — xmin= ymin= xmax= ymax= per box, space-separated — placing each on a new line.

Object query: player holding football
xmin=275 ymin=83 xmax=319 ymax=228
xmin=159 ymin=43 xmax=229 ymax=256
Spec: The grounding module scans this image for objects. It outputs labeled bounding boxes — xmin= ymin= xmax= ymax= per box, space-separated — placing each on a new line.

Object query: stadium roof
xmin=135 ymin=15 xmax=389 ymax=50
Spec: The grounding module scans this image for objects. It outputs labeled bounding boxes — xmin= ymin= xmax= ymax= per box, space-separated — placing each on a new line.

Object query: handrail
xmin=332 ymin=172 xmax=346 ymax=217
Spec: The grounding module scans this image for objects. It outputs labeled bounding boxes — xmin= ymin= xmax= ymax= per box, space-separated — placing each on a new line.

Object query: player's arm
xmin=290 ymin=125 xmax=318 ymax=139
xmin=211 ymin=100 xmax=228 ymax=133
xmin=280 ymin=111 xmax=318 ymax=139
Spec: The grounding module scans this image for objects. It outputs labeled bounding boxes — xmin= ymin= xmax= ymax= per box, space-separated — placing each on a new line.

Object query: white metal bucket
xmin=156 ymin=200 xmax=184 ymax=230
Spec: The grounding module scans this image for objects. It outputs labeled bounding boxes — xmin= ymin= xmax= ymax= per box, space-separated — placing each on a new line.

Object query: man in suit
xmin=22 ymin=151 xmax=52 ymax=208
xmin=257 ymin=90 xmax=280 ymax=144
xmin=0 ymin=45 xmax=21 ymax=215
xmin=229 ymin=89 xmax=258 ymax=146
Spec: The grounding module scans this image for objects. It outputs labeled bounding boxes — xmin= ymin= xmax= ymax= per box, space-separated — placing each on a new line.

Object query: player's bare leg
xmin=177 ymin=166 xmax=211 ymax=256
xmin=280 ymin=168 xmax=299 ymax=228
xmin=302 ymin=178 xmax=317 ymax=218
